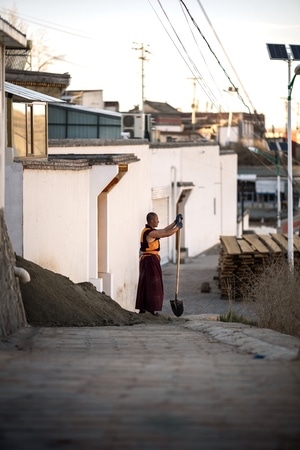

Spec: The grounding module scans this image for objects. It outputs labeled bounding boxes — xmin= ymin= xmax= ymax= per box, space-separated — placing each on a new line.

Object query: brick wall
xmin=0 ymin=209 xmax=27 ymax=337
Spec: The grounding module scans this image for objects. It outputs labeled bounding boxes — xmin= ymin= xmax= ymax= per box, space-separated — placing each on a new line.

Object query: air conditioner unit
xmin=122 ymin=114 xmax=143 ymax=138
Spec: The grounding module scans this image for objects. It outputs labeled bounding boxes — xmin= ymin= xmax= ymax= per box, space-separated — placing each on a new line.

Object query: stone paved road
xmin=1 ymin=324 xmax=300 ymax=450
xmin=1 ymin=251 xmax=300 ymax=450
xmin=161 ymin=253 xmax=252 ymax=318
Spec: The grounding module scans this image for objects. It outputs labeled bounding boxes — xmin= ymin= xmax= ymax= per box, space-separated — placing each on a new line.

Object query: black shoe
xmin=150 ymin=311 xmax=159 ymax=316
xmin=139 ymin=309 xmax=146 ymax=314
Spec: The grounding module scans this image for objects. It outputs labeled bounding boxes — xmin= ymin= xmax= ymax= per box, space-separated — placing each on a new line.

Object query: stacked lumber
xmin=219 ymin=233 xmax=300 ymax=299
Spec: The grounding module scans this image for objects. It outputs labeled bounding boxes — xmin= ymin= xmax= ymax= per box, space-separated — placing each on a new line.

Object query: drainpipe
xmin=14 ymin=267 xmax=31 ymax=283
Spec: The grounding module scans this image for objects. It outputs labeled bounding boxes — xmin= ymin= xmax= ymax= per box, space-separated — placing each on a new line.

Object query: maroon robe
xmin=135 ymin=225 xmax=164 ymax=313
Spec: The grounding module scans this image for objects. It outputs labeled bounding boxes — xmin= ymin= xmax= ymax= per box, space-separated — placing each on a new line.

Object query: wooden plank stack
xmin=219 ymin=233 xmax=300 ymax=299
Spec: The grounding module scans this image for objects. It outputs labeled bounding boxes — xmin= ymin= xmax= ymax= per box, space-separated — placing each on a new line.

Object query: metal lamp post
xmin=267 ymin=44 xmax=300 ymax=268
xmin=287 ymin=64 xmax=300 ymax=267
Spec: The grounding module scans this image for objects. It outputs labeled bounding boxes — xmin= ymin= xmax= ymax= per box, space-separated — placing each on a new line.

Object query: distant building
xmin=5 ymin=68 xmax=71 ymax=99
xmin=126 ymin=101 xmax=266 ymax=146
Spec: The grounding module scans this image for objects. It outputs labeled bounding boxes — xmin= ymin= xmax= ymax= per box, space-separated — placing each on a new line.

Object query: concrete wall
xmin=0 ymin=209 xmax=27 ymax=337
xmin=48 ymin=142 xmax=152 ymax=311
xmin=104 ymin=155 xmax=152 ymax=309
xmin=4 ymin=149 xmax=23 ymax=255
xmin=220 ymin=151 xmax=238 ymax=236
xmin=23 ymin=165 xmax=91 ymax=280
xmin=150 ymin=144 xmax=237 ymax=256
xmin=5 ymin=140 xmax=237 ymax=312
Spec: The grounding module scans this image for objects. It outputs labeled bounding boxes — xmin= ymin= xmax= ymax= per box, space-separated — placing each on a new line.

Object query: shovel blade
xmin=170 ymin=299 xmax=184 ymax=317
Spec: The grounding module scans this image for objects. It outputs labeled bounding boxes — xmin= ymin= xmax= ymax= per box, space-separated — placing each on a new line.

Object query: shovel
xmin=170 ymin=227 xmax=184 ymax=317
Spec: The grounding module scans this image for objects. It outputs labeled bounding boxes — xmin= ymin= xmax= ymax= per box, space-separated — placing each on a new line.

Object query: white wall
xmin=4 ymin=151 xmax=23 ymax=255
xmin=218 ymin=126 xmax=239 ymax=146
xmin=220 ymin=151 xmax=238 ymax=236
xmin=12 ymin=141 xmax=237 ymax=312
xmin=150 ymin=144 xmax=237 ymax=257
xmin=81 ymin=91 xmax=104 ymax=109
xmin=106 ymin=157 xmax=152 ymax=310
xmin=183 ymin=145 xmax=221 ymax=255
xmin=23 ymin=168 xmax=91 ymax=280
xmin=47 ymin=142 xmax=152 ymax=310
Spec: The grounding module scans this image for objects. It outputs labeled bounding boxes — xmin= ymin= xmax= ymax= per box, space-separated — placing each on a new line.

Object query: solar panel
xmin=268 ymin=141 xmax=278 ymax=151
xmin=279 ymin=142 xmax=288 ymax=152
xmin=290 ymin=44 xmax=300 ymax=61
xmin=266 ymin=43 xmax=288 ymax=60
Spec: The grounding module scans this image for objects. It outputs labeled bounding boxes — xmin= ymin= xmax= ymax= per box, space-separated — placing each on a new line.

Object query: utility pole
xmin=223 ymin=86 xmax=238 ymax=146
xmin=133 ymin=43 xmax=150 ymax=139
xmin=133 ymin=42 xmax=150 ymax=115
xmin=188 ymin=77 xmax=200 ymax=131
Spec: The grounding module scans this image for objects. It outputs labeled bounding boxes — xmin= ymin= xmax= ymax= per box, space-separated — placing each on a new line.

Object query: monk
xmin=135 ymin=212 xmax=183 ymax=315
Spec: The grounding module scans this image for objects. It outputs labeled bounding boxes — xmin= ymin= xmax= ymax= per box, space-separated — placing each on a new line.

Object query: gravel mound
xmin=16 ymin=256 xmax=173 ymax=327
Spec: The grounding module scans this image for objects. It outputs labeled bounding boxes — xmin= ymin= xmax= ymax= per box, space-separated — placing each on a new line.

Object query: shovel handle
xmin=175 ymin=227 xmax=181 ymax=299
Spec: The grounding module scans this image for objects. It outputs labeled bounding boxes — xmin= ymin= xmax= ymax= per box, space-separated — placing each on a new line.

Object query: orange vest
xmin=140 ymin=225 xmax=160 ymax=255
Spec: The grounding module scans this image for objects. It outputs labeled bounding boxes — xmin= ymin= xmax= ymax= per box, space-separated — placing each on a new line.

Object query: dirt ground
xmin=16 ymin=255 xmax=175 ymax=327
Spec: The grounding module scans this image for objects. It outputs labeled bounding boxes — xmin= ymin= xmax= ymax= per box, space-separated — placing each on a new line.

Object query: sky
xmin=1 ymin=0 xmax=300 ymax=130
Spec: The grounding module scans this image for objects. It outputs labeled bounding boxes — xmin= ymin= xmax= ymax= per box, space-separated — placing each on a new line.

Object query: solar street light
xmin=267 ymin=44 xmax=300 ymax=268
xmin=288 ymin=64 xmax=300 ymax=94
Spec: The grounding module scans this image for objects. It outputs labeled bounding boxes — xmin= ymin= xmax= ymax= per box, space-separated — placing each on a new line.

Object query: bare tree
xmin=3 ymin=5 xmax=65 ymax=72
xmin=28 ymin=28 xmax=65 ymax=72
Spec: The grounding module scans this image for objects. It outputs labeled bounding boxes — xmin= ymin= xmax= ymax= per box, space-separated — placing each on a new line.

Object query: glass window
xmin=12 ymin=102 xmax=47 ymax=157
xmin=27 ymin=104 xmax=32 ymax=155
xmin=12 ymin=103 xmax=27 ymax=157
xmin=33 ymin=104 xmax=47 ymax=156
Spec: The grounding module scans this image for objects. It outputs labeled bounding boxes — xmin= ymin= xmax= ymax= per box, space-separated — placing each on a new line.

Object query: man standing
xmin=135 ymin=212 xmax=183 ymax=315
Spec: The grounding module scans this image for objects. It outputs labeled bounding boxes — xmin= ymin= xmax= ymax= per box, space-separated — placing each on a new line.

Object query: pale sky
xmin=1 ymin=0 xmax=300 ymax=129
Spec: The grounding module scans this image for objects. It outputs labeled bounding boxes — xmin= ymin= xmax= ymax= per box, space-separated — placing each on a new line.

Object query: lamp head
xmin=288 ymin=65 xmax=300 ymax=94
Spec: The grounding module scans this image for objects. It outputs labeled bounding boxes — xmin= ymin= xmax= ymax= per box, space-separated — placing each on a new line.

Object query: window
xmin=12 ymin=102 xmax=47 ymax=157
xmin=48 ymin=105 xmax=121 ymax=139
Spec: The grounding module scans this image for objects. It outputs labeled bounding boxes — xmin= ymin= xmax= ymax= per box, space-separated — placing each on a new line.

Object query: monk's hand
xmin=175 ymin=214 xmax=183 ymax=224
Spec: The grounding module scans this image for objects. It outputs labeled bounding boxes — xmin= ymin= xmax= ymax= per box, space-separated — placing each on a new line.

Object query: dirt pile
xmin=16 ymin=256 xmax=173 ymax=327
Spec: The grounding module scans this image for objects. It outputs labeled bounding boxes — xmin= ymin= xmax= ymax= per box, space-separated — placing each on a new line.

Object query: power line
xmin=179 ymin=1 xmax=230 ymax=111
xmin=195 ymin=0 xmax=256 ymax=113
xmin=149 ymin=0 xmax=223 ymax=110
xmin=0 ymin=7 xmax=93 ymax=40
xmin=179 ymin=0 xmax=252 ymax=114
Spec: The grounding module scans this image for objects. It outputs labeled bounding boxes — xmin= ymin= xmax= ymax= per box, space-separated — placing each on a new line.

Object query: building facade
xmin=4 ymin=78 xmax=238 ymax=314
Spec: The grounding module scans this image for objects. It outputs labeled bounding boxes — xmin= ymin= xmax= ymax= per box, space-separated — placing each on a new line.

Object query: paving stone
xmin=1 ymin=252 xmax=300 ymax=450
xmin=1 ymin=324 xmax=300 ymax=450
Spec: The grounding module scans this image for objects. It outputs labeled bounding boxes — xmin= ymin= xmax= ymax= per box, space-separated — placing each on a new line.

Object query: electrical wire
xmin=194 ymin=0 xmax=256 ymax=113
xmin=149 ymin=0 xmax=267 ymax=148
xmin=0 ymin=7 xmax=93 ymax=40
xmin=149 ymin=0 xmax=223 ymax=110
xmin=179 ymin=1 xmax=230 ymax=111
xmin=179 ymin=0 xmax=251 ymax=114
xmin=150 ymin=1 xmax=285 ymax=173
xmin=149 ymin=0 xmax=252 ymax=114
xmin=180 ymin=1 xmax=267 ymax=143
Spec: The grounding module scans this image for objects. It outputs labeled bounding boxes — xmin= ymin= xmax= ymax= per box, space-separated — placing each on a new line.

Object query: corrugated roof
xmin=0 ymin=17 xmax=27 ymax=49
xmin=53 ymin=103 xmax=122 ymax=118
xmin=4 ymin=81 xmax=64 ymax=102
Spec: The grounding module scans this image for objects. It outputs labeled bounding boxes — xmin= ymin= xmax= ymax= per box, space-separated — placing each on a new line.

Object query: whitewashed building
xmin=4 ymin=83 xmax=237 ymax=312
